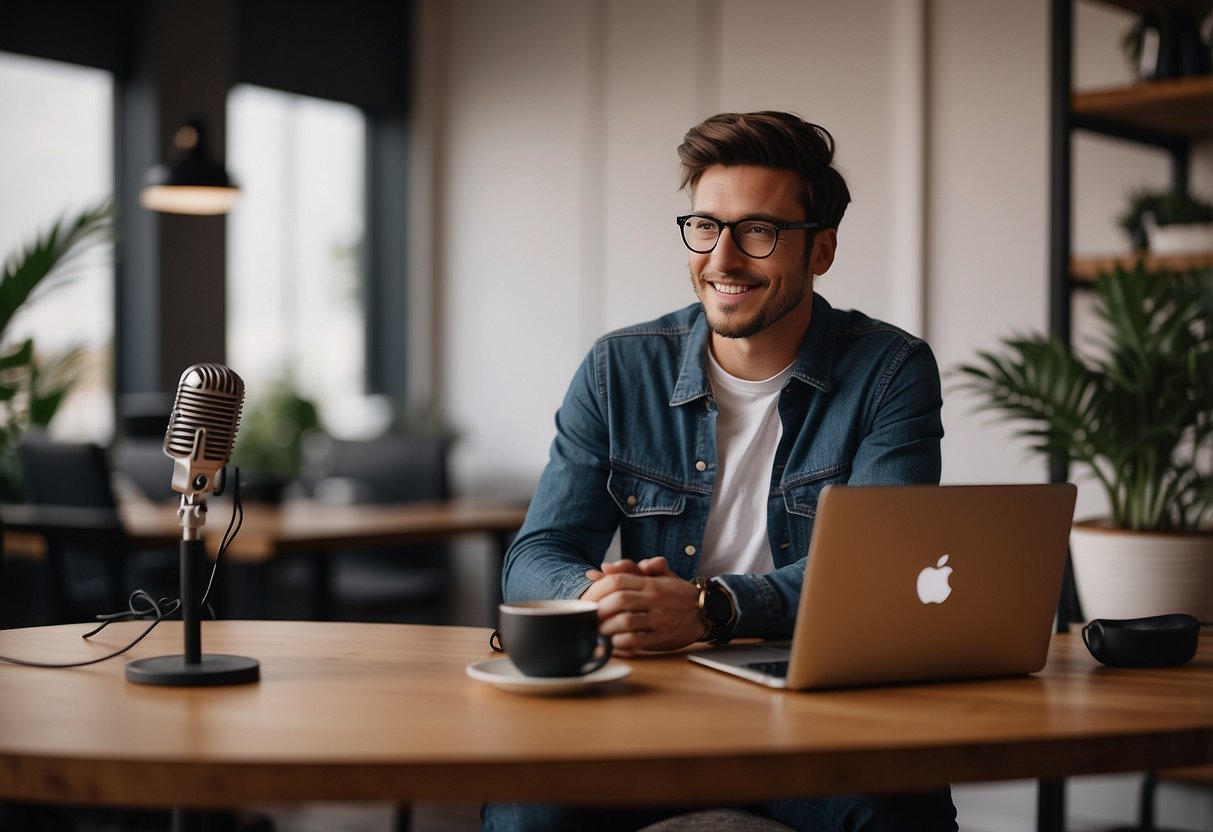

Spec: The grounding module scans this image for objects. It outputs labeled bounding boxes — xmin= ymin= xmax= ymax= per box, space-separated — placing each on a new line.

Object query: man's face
xmin=686 ymin=164 xmax=817 ymax=341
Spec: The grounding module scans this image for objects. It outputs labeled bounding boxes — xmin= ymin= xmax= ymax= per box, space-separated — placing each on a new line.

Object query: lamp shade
xmin=141 ymin=118 xmax=239 ymax=216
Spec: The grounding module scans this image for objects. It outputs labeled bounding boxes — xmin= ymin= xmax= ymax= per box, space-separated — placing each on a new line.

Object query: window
xmin=226 ymin=85 xmax=377 ymax=432
xmin=0 ymin=51 xmax=114 ymax=441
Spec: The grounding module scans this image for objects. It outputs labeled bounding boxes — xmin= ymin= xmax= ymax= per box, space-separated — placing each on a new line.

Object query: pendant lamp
xmin=141 ymin=117 xmax=239 ymax=215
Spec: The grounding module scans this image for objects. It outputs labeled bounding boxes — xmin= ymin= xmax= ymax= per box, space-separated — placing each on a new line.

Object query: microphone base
xmin=125 ymin=654 xmax=260 ymax=687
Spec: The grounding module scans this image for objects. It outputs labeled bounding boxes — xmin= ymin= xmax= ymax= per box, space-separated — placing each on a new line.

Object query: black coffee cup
xmin=489 ymin=599 xmax=612 ymax=677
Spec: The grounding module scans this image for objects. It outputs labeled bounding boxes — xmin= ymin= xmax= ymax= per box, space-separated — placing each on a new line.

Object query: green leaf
xmin=28 ymin=346 xmax=88 ymax=427
xmin=0 ymin=201 xmax=113 ymax=498
xmin=0 ymin=200 xmax=111 ymax=339
xmin=950 ymin=264 xmax=1213 ymax=531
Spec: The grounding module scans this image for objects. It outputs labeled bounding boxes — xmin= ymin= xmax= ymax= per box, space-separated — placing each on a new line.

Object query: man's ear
xmin=809 ymin=229 xmax=838 ymax=277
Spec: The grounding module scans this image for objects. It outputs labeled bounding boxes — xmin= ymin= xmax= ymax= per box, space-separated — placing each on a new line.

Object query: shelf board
xmin=1071 ymin=250 xmax=1213 ymax=281
xmin=1072 ymin=75 xmax=1213 ymax=141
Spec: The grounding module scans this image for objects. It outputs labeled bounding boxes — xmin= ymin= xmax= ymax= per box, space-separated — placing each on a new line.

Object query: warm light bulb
xmin=140 ymin=185 xmax=239 ymax=216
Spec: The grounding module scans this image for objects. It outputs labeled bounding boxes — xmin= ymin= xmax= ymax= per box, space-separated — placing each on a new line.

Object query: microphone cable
xmin=0 ymin=469 xmax=245 ymax=669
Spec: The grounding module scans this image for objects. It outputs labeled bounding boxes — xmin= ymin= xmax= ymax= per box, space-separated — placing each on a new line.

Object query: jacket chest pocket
xmin=780 ymin=465 xmax=848 ymax=519
xmin=608 ymin=470 xmax=686 ymax=517
xmin=608 ymin=470 xmax=706 ymax=565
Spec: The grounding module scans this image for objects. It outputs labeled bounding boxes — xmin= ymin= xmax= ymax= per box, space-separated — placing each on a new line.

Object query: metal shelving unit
xmin=1049 ymin=0 xmax=1212 ymax=608
xmin=1045 ymin=3 xmax=1212 ymax=829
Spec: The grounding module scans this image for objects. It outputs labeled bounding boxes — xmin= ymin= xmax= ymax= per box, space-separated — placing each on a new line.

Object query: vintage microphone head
xmin=163 ymin=363 xmax=244 ymax=496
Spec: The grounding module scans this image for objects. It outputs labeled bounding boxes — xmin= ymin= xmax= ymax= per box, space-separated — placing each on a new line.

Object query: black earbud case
xmin=1081 ymin=613 xmax=1201 ymax=668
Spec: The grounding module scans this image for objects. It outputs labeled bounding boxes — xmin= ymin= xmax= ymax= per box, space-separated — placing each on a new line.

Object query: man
xmin=489 ymin=111 xmax=952 ymax=832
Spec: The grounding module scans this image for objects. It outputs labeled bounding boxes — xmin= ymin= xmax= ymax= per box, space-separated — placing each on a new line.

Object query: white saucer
xmin=465 ymin=657 xmax=631 ymax=694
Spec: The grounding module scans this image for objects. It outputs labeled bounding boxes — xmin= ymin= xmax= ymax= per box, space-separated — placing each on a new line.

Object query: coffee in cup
xmin=489 ymin=599 xmax=612 ymax=677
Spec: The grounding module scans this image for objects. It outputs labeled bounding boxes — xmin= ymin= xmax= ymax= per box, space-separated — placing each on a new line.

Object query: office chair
xmin=300 ymin=433 xmax=454 ymax=623
xmin=110 ymin=437 xmax=176 ymax=502
xmin=17 ymin=436 xmax=179 ymax=624
xmin=110 ymin=392 xmax=176 ymax=502
xmin=17 ymin=437 xmax=131 ymax=622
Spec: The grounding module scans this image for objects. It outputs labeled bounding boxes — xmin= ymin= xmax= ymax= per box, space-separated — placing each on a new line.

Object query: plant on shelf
xmin=1121 ymin=8 xmax=1212 ymax=81
xmin=1118 ymin=187 xmax=1213 ymax=252
xmin=0 ymin=201 xmax=112 ymax=499
xmin=954 ymin=262 xmax=1213 ymax=620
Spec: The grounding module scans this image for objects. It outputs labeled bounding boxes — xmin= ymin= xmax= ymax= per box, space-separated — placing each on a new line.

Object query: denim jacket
xmin=502 ymin=293 xmax=944 ymax=640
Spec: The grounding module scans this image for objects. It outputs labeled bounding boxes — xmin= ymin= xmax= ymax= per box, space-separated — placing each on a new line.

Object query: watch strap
xmin=694 ymin=576 xmax=736 ymax=644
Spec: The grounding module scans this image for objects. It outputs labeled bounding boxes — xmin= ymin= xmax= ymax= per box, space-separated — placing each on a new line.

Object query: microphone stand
xmin=125 ymin=491 xmax=260 ymax=686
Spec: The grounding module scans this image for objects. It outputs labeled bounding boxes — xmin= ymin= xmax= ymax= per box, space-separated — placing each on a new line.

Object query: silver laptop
xmin=687 ymin=483 xmax=1077 ymax=690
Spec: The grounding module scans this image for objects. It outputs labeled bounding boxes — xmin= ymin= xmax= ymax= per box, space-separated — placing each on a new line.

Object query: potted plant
xmin=1118 ymin=187 xmax=1213 ymax=255
xmin=955 ymin=262 xmax=1213 ymax=621
xmin=1121 ymin=8 xmax=1212 ymax=80
xmin=0 ymin=201 xmax=112 ymax=499
xmin=230 ymin=379 xmax=323 ymax=502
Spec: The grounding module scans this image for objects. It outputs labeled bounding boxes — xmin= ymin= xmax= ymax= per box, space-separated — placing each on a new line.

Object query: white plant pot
xmin=1070 ymin=520 xmax=1213 ymax=623
xmin=1147 ymin=222 xmax=1213 ymax=256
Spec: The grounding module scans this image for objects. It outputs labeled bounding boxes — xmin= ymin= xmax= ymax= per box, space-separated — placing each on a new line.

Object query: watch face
xmin=705 ymin=585 xmax=731 ymax=622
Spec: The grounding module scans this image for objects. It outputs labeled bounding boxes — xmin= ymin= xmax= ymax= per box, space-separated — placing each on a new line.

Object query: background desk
xmin=1 ymin=621 xmax=1211 ymax=814
xmin=3 ymin=499 xmax=528 ymax=562
xmin=2 ymin=500 xmax=528 ymax=619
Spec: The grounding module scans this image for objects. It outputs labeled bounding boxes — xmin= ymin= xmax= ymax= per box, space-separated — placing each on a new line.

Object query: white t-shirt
xmin=697 ymin=352 xmax=795 ymax=578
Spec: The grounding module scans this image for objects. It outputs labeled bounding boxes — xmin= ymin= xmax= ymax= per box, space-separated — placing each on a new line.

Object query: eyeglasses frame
xmin=675 ymin=213 xmax=820 ymax=260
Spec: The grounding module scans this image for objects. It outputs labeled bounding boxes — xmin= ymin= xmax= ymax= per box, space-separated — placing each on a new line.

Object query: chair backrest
xmin=117 ymin=392 xmax=175 ymax=439
xmin=109 ymin=392 xmax=176 ymax=501
xmin=19 ymin=437 xmax=119 ymax=510
xmin=111 ymin=437 xmax=176 ymax=501
xmin=304 ymin=434 xmax=450 ymax=504
xmin=16 ymin=436 xmax=129 ymax=620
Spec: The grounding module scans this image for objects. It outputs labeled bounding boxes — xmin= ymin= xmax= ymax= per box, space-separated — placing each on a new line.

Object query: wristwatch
xmin=693 ymin=576 xmax=736 ymax=644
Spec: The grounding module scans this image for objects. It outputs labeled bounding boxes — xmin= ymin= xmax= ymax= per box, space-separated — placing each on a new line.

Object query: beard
xmin=690 ymin=266 xmax=811 ymax=340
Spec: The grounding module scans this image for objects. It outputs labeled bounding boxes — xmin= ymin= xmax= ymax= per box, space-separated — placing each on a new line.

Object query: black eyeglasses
xmin=676 ymin=214 xmax=819 ymax=259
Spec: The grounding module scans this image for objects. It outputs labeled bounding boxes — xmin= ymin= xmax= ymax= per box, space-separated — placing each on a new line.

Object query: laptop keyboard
xmin=743 ymin=660 xmax=789 ymax=678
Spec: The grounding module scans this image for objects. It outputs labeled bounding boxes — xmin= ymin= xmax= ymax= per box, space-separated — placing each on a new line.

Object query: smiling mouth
xmin=709 ymin=282 xmax=756 ymax=295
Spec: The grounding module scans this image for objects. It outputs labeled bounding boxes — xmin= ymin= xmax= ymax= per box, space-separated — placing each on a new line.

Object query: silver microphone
xmin=163 ymin=363 xmax=245 ymax=496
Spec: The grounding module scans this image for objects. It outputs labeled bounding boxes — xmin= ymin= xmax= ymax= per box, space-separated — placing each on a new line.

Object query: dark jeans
xmin=481 ymin=788 xmax=958 ymax=832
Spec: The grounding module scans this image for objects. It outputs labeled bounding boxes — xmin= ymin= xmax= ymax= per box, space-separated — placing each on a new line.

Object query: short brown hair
xmin=677 ymin=111 xmax=851 ymax=230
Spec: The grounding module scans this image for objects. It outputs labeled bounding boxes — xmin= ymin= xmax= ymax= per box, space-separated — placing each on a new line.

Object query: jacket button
xmin=684 ymin=545 xmax=697 ymax=556
xmin=695 ymin=460 xmax=707 ymax=472
xmin=626 ymin=495 xmax=638 ymax=507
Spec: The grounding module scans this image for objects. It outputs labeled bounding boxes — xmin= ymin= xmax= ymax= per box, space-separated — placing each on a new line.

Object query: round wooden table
xmin=1 ymin=621 xmax=1211 ymax=810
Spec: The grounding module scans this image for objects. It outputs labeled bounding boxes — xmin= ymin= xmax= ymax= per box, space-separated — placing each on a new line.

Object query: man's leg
xmin=482 ymin=789 xmax=957 ymax=832
xmin=764 ymin=788 xmax=957 ymax=832
xmin=481 ymin=802 xmax=690 ymax=832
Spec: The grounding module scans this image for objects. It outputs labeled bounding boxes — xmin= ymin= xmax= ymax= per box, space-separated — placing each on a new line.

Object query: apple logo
xmin=916 ymin=554 xmax=954 ymax=605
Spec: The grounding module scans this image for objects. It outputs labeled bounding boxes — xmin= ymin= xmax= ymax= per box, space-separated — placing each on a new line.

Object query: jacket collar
xmin=670 ymin=293 xmax=835 ymax=407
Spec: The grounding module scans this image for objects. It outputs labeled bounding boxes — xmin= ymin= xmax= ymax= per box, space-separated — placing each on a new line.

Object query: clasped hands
xmin=580 ymin=556 xmax=704 ymax=655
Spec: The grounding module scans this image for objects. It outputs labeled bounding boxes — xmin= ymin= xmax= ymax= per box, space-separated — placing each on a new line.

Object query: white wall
xmin=422 ymin=0 xmax=931 ymax=497
xmin=927 ymin=0 xmax=1053 ymax=493
xmin=412 ymin=1 xmax=1213 ymax=827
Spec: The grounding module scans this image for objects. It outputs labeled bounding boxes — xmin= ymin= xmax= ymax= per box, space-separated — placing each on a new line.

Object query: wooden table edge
xmin=4 ymin=729 xmax=1212 ymax=809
